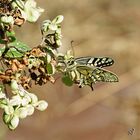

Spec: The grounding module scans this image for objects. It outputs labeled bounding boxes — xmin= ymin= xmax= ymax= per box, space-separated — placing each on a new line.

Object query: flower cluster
xmin=0 ymin=14 xmax=64 ymax=130
xmin=41 ymin=15 xmax=64 ymax=48
xmin=0 ymin=0 xmax=44 ymax=27
xmin=0 ymin=80 xmax=48 ymax=130
xmin=0 ymin=0 xmax=44 ymax=43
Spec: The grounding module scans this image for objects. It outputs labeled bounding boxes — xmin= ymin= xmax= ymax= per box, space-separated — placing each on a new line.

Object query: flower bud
xmin=1 ymin=16 xmax=14 ymax=25
xmin=4 ymin=106 xmax=14 ymax=115
xmin=9 ymin=115 xmax=19 ymax=130
xmin=35 ymin=100 xmax=48 ymax=111
xmin=11 ymin=80 xmax=19 ymax=92
xmin=49 ymin=23 xmax=58 ymax=31
xmin=17 ymin=107 xmax=28 ymax=119
xmin=21 ymin=94 xmax=31 ymax=106
xmin=28 ymin=93 xmax=38 ymax=104
xmin=56 ymin=39 xmax=62 ymax=46
xmin=0 ymin=92 xmax=6 ymax=99
xmin=10 ymin=95 xmax=21 ymax=106
xmin=52 ymin=15 xmax=64 ymax=24
xmin=3 ymin=113 xmax=11 ymax=124
xmin=26 ymin=105 xmax=34 ymax=116
xmin=46 ymin=54 xmax=52 ymax=63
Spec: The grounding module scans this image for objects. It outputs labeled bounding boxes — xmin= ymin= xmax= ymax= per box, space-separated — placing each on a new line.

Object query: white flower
xmin=0 ymin=92 xmax=6 ymax=99
xmin=9 ymin=115 xmax=19 ymax=130
xmin=1 ymin=16 xmax=14 ymax=25
xmin=17 ymin=107 xmax=28 ymax=119
xmin=21 ymin=94 xmax=31 ymax=106
xmin=24 ymin=0 xmax=44 ymax=22
xmin=52 ymin=15 xmax=64 ymax=24
xmin=26 ymin=105 xmax=35 ymax=116
xmin=11 ymin=0 xmax=44 ymax=22
xmin=11 ymin=80 xmax=19 ymax=92
xmin=10 ymin=95 xmax=22 ymax=106
xmin=4 ymin=105 xmax=14 ymax=115
xmin=48 ymin=23 xmax=58 ymax=31
xmin=35 ymin=100 xmax=48 ymax=111
xmin=41 ymin=15 xmax=64 ymax=33
xmin=28 ymin=93 xmax=38 ymax=104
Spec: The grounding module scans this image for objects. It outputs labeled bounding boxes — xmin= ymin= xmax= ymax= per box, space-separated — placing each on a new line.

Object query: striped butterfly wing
xmin=75 ymin=57 xmax=114 ymax=68
xmin=76 ymin=66 xmax=118 ymax=82
xmin=91 ymin=67 xmax=119 ymax=82
xmin=76 ymin=65 xmax=118 ymax=90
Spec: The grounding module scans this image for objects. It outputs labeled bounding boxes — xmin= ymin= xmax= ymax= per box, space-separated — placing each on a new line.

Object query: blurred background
xmin=0 ymin=0 xmax=140 ymax=139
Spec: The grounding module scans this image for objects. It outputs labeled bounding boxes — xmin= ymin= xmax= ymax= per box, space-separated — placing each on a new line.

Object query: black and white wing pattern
xmin=75 ymin=57 xmax=114 ymax=68
xmin=76 ymin=66 xmax=118 ymax=82
xmin=75 ymin=65 xmax=119 ymax=90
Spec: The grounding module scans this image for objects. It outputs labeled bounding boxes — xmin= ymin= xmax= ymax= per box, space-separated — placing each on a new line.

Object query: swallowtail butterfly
xmin=57 ymin=51 xmax=119 ymax=90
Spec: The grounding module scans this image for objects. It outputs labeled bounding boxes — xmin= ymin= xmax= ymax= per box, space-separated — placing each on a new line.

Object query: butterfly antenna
xmin=71 ymin=40 xmax=75 ymax=57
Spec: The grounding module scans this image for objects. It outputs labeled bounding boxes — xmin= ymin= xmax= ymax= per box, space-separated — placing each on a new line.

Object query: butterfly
xmin=57 ymin=52 xmax=119 ymax=90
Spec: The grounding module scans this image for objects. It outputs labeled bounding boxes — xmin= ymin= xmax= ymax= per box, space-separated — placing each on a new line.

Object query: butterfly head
xmin=57 ymin=50 xmax=77 ymax=72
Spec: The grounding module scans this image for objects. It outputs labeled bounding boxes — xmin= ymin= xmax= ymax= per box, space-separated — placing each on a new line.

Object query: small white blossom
xmin=21 ymin=94 xmax=31 ymax=106
xmin=0 ymin=92 xmax=6 ymax=99
xmin=4 ymin=105 xmax=14 ymax=115
xmin=46 ymin=53 xmax=52 ymax=63
xmin=28 ymin=93 xmax=38 ymax=104
xmin=41 ymin=15 xmax=64 ymax=33
xmin=24 ymin=0 xmax=44 ymax=22
xmin=10 ymin=95 xmax=22 ymax=106
xmin=1 ymin=16 xmax=14 ymax=25
xmin=1 ymin=83 xmax=49 ymax=130
xmin=48 ymin=23 xmax=58 ymax=31
xmin=17 ymin=107 xmax=28 ymax=119
xmin=52 ymin=15 xmax=64 ymax=24
xmin=9 ymin=115 xmax=19 ymax=130
xmin=26 ymin=105 xmax=35 ymax=116
xmin=11 ymin=80 xmax=19 ymax=92
xmin=35 ymin=100 xmax=48 ymax=111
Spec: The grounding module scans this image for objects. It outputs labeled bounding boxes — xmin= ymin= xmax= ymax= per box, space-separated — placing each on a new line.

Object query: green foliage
xmin=0 ymin=40 xmax=31 ymax=58
xmin=62 ymin=75 xmax=73 ymax=86
xmin=46 ymin=63 xmax=54 ymax=75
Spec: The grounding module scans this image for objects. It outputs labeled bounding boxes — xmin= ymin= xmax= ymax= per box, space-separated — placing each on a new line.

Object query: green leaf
xmin=9 ymin=40 xmax=31 ymax=53
xmin=0 ymin=38 xmax=6 ymax=44
xmin=0 ymin=40 xmax=31 ymax=58
xmin=62 ymin=75 xmax=73 ymax=86
xmin=0 ymin=31 xmax=16 ymax=44
xmin=46 ymin=63 xmax=53 ymax=75
xmin=0 ymin=47 xmax=6 ymax=56
xmin=5 ymin=48 xmax=24 ymax=58
xmin=6 ymin=31 xmax=16 ymax=42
